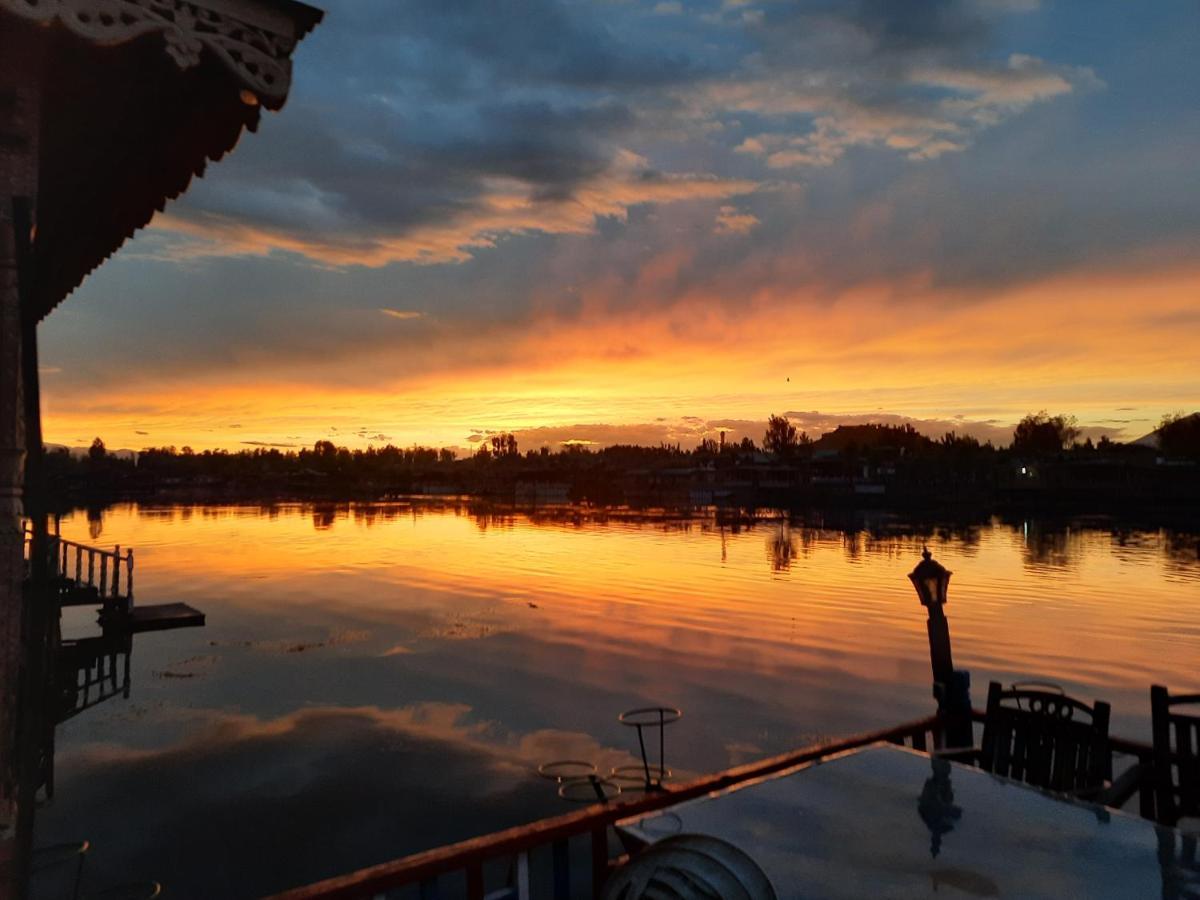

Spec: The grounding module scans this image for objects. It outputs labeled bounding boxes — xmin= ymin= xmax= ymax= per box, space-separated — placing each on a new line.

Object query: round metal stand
xmin=558 ymin=776 xmax=621 ymax=803
xmin=610 ymin=763 xmax=672 ymax=790
xmin=618 ymin=706 xmax=681 ymax=792
xmin=537 ymin=759 xmax=598 ymax=783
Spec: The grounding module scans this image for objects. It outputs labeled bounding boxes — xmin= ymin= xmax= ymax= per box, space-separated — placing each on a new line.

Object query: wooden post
xmin=1 ymin=27 xmax=44 ymax=889
xmin=112 ymin=546 xmax=120 ymax=597
xmin=125 ymin=549 xmax=134 ymax=603
xmin=1 ymin=40 xmax=48 ymax=890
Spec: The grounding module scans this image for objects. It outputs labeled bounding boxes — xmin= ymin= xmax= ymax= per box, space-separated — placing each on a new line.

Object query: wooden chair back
xmin=979 ymin=681 xmax=1112 ymax=794
xmin=1156 ymin=829 xmax=1200 ymax=900
xmin=1151 ymin=684 xmax=1200 ymax=826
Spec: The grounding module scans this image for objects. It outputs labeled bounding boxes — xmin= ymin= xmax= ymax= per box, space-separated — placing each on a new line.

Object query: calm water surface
xmin=33 ymin=502 xmax=1200 ymax=897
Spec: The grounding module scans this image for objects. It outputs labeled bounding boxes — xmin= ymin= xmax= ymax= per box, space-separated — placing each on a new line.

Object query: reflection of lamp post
xmin=909 ymin=548 xmax=973 ymax=749
xmin=917 ymin=758 xmax=962 ymax=857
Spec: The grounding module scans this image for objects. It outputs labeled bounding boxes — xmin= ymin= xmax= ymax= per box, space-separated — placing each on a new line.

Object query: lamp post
xmin=909 ymin=548 xmax=973 ymax=749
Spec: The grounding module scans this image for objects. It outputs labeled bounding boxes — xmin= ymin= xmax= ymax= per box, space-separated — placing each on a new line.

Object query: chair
xmin=1151 ymin=685 xmax=1200 ymax=827
xmin=1157 ymin=829 xmax=1200 ymax=900
xmin=978 ymin=681 xmax=1112 ymax=795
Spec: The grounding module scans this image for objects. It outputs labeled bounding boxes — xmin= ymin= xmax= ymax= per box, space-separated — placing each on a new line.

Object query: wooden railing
xmin=23 ymin=524 xmax=134 ymax=606
xmin=56 ymin=634 xmax=133 ymax=724
xmin=267 ymin=714 xmax=944 ymax=900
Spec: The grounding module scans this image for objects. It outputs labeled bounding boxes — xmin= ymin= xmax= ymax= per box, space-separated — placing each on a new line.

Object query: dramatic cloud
xmin=155 ymin=156 xmax=756 ymax=266
xmin=694 ymin=5 xmax=1098 ymax=167
xmin=143 ymin=0 xmax=1095 ymax=267
xmin=37 ymin=1 xmax=1200 ymax=452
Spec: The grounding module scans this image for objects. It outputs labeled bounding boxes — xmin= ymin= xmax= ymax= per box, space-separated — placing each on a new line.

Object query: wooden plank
xmin=58 ymin=584 xmax=101 ymax=607
xmin=465 ymin=862 xmax=484 ymax=900
xmin=590 ymin=827 xmax=608 ymax=896
xmin=516 ymin=851 xmax=530 ymax=900
xmin=126 ymin=603 xmax=205 ymax=633
xmin=551 ymin=839 xmax=569 ymax=900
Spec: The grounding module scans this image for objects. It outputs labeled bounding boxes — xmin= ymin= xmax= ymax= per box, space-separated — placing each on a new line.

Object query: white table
xmin=617 ymin=743 xmax=1196 ymax=898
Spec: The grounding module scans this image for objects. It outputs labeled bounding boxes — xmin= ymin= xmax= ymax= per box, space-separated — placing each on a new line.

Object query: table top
xmin=617 ymin=743 xmax=1192 ymax=899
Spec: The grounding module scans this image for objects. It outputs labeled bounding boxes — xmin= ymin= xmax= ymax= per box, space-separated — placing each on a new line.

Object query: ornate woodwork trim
xmin=0 ymin=0 xmax=302 ymax=102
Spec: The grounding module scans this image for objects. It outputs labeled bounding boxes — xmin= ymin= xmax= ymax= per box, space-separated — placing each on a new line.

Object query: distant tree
xmin=487 ymin=433 xmax=518 ymax=458
xmin=88 ymin=437 xmax=107 ymax=462
xmin=940 ymin=431 xmax=979 ymax=450
xmin=1158 ymin=413 xmax=1200 ymax=458
xmin=1011 ymin=411 xmax=1079 ymax=455
xmin=763 ymin=414 xmax=799 ymax=456
xmin=439 ymin=448 xmax=456 ymax=464
xmin=738 ymin=436 xmax=756 ymax=452
xmin=475 ymin=442 xmax=492 ymax=461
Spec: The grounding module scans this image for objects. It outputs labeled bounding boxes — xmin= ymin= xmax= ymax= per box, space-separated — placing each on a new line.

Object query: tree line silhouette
xmin=40 ymin=410 xmax=1198 ymax=506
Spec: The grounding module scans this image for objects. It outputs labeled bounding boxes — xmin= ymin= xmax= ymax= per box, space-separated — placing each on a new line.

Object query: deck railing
xmin=267 ymin=714 xmax=944 ymax=900
xmin=23 ymin=523 xmax=134 ymax=606
xmin=56 ymin=634 xmax=133 ymax=723
xmin=268 ymin=709 xmax=1158 ymax=900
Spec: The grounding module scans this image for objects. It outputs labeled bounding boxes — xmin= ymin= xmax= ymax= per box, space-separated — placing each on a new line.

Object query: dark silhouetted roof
xmin=4 ymin=1 xmax=322 ymax=321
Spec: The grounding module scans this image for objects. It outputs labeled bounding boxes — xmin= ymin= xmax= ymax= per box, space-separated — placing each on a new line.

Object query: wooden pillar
xmin=0 ymin=27 xmax=41 ymax=899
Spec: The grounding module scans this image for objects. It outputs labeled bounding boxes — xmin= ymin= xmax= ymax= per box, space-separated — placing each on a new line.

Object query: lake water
xmin=31 ymin=502 xmax=1200 ymax=897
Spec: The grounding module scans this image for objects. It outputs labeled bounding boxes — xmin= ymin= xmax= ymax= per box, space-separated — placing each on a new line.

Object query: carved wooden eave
xmin=0 ymin=0 xmax=321 ymax=107
xmin=0 ymin=0 xmax=322 ymax=321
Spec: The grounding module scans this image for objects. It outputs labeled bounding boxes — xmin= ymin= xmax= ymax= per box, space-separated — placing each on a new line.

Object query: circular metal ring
xmin=538 ymin=759 xmax=597 ymax=782
xmin=633 ymin=811 xmax=684 ymax=837
xmin=610 ymin=763 xmax=673 ymax=784
xmin=558 ymin=777 xmax=621 ymax=803
xmin=618 ymin=706 xmax=682 ymax=727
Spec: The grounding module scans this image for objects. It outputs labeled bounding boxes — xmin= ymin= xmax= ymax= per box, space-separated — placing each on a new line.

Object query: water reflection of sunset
xmin=35 ymin=502 xmax=1198 ymax=894
xmin=64 ymin=503 xmax=1198 ymax=701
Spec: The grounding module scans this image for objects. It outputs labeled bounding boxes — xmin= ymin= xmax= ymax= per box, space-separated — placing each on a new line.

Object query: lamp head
xmin=909 ymin=547 xmax=952 ymax=608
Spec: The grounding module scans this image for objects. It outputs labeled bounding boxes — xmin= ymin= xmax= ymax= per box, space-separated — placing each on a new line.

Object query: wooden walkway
xmin=24 ymin=524 xmax=204 ymax=632
xmin=126 ymin=603 xmax=205 ymax=633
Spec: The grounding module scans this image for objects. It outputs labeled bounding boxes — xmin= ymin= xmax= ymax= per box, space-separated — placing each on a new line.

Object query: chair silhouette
xmin=978 ymin=681 xmax=1112 ymax=795
xmin=1157 ymin=828 xmax=1200 ymax=900
xmin=1151 ymin=685 xmax=1200 ymax=827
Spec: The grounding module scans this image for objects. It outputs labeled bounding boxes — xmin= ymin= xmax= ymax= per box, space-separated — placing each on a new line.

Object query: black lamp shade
xmin=909 ymin=549 xmax=951 ymax=607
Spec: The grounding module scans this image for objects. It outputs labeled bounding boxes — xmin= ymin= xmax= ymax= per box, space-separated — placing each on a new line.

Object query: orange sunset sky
xmin=37 ymin=0 xmax=1200 ymax=453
